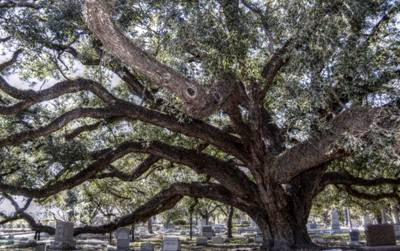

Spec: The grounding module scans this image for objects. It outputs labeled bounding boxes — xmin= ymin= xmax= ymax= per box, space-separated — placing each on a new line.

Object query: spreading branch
xmin=272 ymin=106 xmax=378 ymax=183
xmin=83 ymin=0 xmax=237 ymax=119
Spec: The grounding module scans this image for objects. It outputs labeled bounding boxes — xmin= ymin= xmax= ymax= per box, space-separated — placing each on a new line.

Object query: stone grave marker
xmin=212 ymin=236 xmax=224 ymax=244
xmin=196 ymin=237 xmax=207 ymax=246
xmin=331 ymin=208 xmax=340 ymax=231
xmin=255 ymin=228 xmax=263 ymax=243
xmin=161 ymin=237 xmax=181 ymax=251
xmin=365 ymin=224 xmax=396 ymax=246
xmin=349 ymin=230 xmax=360 ymax=244
xmin=49 ymin=221 xmax=75 ymax=250
xmin=201 ymin=225 xmax=213 ymax=239
xmin=115 ymin=227 xmax=130 ymax=251
xmin=363 ymin=214 xmax=371 ymax=228
xmin=140 ymin=242 xmax=155 ymax=251
xmin=394 ymin=224 xmax=400 ymax=240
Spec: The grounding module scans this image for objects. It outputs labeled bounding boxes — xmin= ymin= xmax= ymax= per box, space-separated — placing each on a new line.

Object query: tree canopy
xmin=0 ymin=0 xmax=399 ymax=250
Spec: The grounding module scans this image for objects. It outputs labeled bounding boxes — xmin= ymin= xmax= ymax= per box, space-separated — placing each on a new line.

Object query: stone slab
xmin=366 ymin=224 xmax=396 ymax=246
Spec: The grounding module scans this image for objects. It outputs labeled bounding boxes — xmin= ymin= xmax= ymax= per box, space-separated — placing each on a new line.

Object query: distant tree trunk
xmin=165 ymin=212 xmax=172 ymax=228
xmin=189 ymin=210 xmax=193 ymax=239
xmin=381 ymin=209 xmax=387 ymax=223
xmin=189 ymin=199 xmax=198 ymax=240
xmin=131 ymin=224 xmax=135 ymax=242
xmin=205 ymin=212 xmax=209 ymax=225
xmin=392 ymin=205 xmax=399 ymax=224
xmin=227 ymin=206 xmax=234 ymax=239
xmin=147 ymin=218 xmax=153 ymax=234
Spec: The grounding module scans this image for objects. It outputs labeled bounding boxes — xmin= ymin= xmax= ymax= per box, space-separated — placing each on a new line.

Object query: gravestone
xmin=196 ymin=237 xmax=208 ymax=246
xmin=255 ymin=234 xmax=263 ymax=243
xmin=381 ymin=209 xmax=388 ymax=224
xmin=49 ymin=221 xmax=76 ymax=250
xmin=365 ymin=224 xmax=396 ymax=246
xmin=331 ymin=208 xmax=340 ymax=231
xmin=140 ymin=242 xmax=155 ymax=251
xmin=394 ymin=224 xmax=400 ymax=240
xmin=344 ymin=208 xmax=349 ymax=226
xmin=201 ymin=225 xmax=213 ymax=239
xmin=212 ymin=236 xmax=224 ymax=244
xmin=363 ymin=214 xmax=371 ymax=228
xmin=255 ymin=228 xmax=263 ymax=243
xmin=115 ymin=228 xmax=130 ymax=251
xmin=161 ymin=237 xmax=181 ymax=251
xmin=349 ymin=230 xmax=360 ymax=244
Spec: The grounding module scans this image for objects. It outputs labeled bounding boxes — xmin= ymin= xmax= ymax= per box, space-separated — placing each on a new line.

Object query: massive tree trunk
xmin=245 ymin=168 xmax=325 ymax=250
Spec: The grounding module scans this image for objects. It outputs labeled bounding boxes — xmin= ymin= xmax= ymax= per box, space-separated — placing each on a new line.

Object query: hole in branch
xmin=186 ymin=88 xmax=196 ymax=97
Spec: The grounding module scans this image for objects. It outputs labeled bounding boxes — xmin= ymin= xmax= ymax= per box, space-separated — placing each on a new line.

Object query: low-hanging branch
xmin=95 ymin=155 xmax=161 ymax=181
xmin=2 ymin=182 xmax=257 ymax=236
xmin=343 ymin=185 xmax=400 ymax=201
xmin=321 ymin=171 xmax=400 ymax=188
xmin=0 ymin=140 xmax=257 ymax=201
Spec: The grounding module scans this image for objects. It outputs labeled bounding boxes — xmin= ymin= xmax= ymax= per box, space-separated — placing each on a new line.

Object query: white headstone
xmin=115 ymin=227 xmax=130 ymax=250
xmin=381 ymin=209 xmax=388 ymax=223
xmin=49 ymin=221 xmax=75 ymax=250
xmin=212 ymin=236 xmax=224 ymax=244
xmin=331 ymin=208 xmax=340 ymax=231
xmin=394 ymin=224 xmax=400 ymax=239
xmin=362 ymin=214 xmax=371 ymax=228
xmin=161 ymin=237 xmax=181 ymax=251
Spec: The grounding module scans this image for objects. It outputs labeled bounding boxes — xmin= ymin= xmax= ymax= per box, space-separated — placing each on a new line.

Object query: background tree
xmin=0 ymin=0 xmax=399 ymax=250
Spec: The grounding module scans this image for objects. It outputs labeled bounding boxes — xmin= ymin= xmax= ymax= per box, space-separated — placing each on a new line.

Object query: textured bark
xmin=227 ymin=206 xmax=234 ymax=239
xmin=82 ymin=0 xmax=234 ymax=118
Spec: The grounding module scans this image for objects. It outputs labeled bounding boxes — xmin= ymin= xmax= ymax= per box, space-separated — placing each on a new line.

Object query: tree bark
xmin=130 ymin=224 xmax=135 ymax=242
xmin=147 ymin=218 xmax=153 ymax=234
xmin=227 ymin=206 xmax=234 ymax=239
xmin=246 ymin=168 xmax=325 ymax=250
xmin=189 ymin=211 xmax=193 ymax=240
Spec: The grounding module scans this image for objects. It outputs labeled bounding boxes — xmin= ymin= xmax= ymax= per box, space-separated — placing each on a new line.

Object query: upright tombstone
xmin=196 ymin=237 xmax=208 ymax=246
xmin=201 ymin=225 xmax=213 ymax=239
xmin=381 ymin=209 xmax=388 ymax=224
xmin=394 ymin=224 xmax=400 ymax=240
xmin=48 ymin=221 xmax=75 ymax=250
xmin=255 ymin=228 xmax=263 ymax=243
xmin=115 ymin=228 xmax=131 ymax=251
xmin=344 ymin=208 xmax=349 ymax=226
xmin=212 ymin=236 xmax=224 ymax=244
xmin=331 ymin=208 xmax=340 ymax=231
xmin=161 ymin=237 xmax=181 ymax=251
xmin=349 ymin=230 xmax=360 ymax=244
xmin=362 ymin=214 xmax=371 ymax=228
